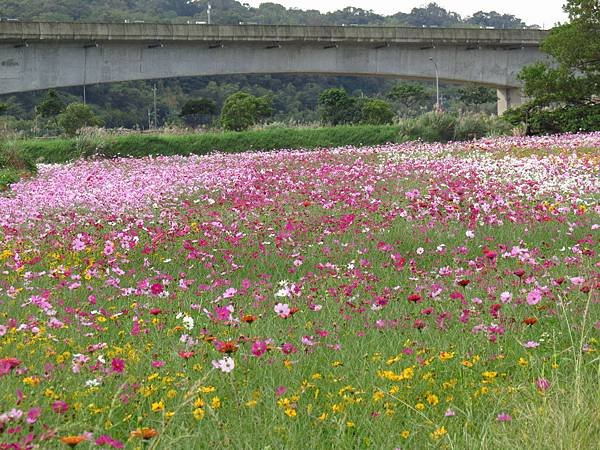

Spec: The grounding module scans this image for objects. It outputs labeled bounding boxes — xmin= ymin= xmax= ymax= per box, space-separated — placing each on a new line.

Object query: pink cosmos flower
xmin=527 ymin=288 xmax=543 ymax=305
xmin=26 ymin=407 xmax=41 ymax=424
xmin=251 ymin=341 xmax=267 ymax=357
xmin=274 ymin=303 xmax=291 ymax=318
xmin=536 ymin=378 xmax=551 ymax=392
xmin=111 ymin=358 xmax=125 ymax=373
xmin=52 ymin=401 xmax=69 ymax=414
xmin=523 ymin=341 xmax=540 ymax=348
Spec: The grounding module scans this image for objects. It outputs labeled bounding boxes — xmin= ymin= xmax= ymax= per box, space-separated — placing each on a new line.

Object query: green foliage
xmin=0 ymin=103 xmax=9 ymax=116
xmin=0 ymin=140 xmax=37 ymax=173
xmin=220 ymin=92 xmax=273 ymax=131
xmin=510 ymin=0 xmax=600 ymax=134
xmin=398 ymin=112 xmax=458 ymax=142
xmin=398 ymin=112 xmax=511 ymax=142
xmin=457 ymin=85 xmax=497 ymax=107
xmin=0 ymin=168 xmax=20 ymax=190
xmin=318 ymin=88 xmax=360 ymax=126
xmin=387 ymin=83 xmax=432 ymax=115
xmin=180 ymin=98 xmax=217 ymax=127
xmin=57 ymin=103 xmax=103 ymax=136
xmin=36 ymin=90 xmax=66 ymax=118
xmin=359 ymin=98 xmax=395 ymax=125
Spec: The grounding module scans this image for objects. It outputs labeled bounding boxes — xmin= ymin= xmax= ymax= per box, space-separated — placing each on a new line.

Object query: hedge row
xmin=19 ymin=125 xmax=402 ymax=164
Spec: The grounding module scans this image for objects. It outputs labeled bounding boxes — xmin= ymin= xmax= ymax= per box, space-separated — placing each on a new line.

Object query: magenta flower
xmin=496 ymin=413 xmax=512 ymax=422
xmin=251 ymin=340 xmax=267 ymax=357
xmin=96 ymin=435 xmax=124 ymax=448
xmin=111 ymin=358 xmax=125 ymax=373
xmin=52 ymin=400 xmax=69 ymax=414
xmin=536 ymin=378 xmax=551 ymax=392
xmin=26 ymin=407 xmax=41 ymax=424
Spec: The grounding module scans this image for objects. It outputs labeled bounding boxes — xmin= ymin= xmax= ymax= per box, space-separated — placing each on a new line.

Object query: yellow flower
xmin=415 ymin=402 xmax=425 ymax=411
xmin=151 ymin=400 xmax=165 ymax=412
xmin=284 ymin=408 xmax=297 ymax=418
xmin=372 ymin=391 xmax=385 ymax=402
xmin=426 ymin=393 xmax=439 ymax=406
xmin=23 ymin=376 xmax=41 ymax=386
xmin=311 ymin=373 xmax=322 ymax=380
xmin=210 ymin=396 xmax=221 ymax=409
xmin=482 ymin=371 xmax=497 ymax=380
xmin=518 ymin=357 xmax=528 ymax=367
xmin=245 ymin=400 xmax=258 ymax=408
xmin=462 ymin=360 xmax=473 ymax=368
xmin=401 ymin=431 xmax=410 ymax=439
xmin=317 ymin=412 xmax=328 ymax=421
xmin=346 ymin=421 xmax=355 ymax=428
xmin=439 ymin=351 xmax=455 ymax=361
xmin=431 ymin=426 xmax=447 ymax=440
xmin=167 ymin=389 xmax=177 ymax=399
xmin=193 ymin=398 xmax=205 ymax=408
xmin=192 ymin=408 xmax=205 ymax=420
xmin=198 ymin=386 xmax=215 ymax=394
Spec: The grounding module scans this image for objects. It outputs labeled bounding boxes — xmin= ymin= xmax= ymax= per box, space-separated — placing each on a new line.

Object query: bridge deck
xmin=0 ymin=22 xmax=546 ymax=47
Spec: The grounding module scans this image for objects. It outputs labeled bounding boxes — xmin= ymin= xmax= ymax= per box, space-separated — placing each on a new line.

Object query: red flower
xmin=457 ymin=279 xmax=470 ymax=287
xmin=178 ymin=351 xmax=195 ymax=359
xmin=407 ymin=293 xmax=422 ymax=303
xmin=150 ymin=283 xmax=163 ymax=295
xmin=523 ymin=317 xmax=537 ymax=326
xmin=149 ymin=308 xmax=162 ymax=315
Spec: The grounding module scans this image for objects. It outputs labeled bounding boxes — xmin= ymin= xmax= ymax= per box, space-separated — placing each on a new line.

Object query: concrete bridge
xmin=0 ymin=21 xmax=549 ymax=113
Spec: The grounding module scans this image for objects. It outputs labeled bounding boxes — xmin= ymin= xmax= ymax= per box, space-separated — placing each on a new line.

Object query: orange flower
xmin=131 ymin=427 xmax=159 ymax=440
xmin=241 ymin=314 xmax=257 ymax=323
xmin=523 ymin=317 xmax=538 ymax=326
xmin=60 ymin=435 xmax=87 ymax=447
xmin=216 ymin=340 xmax=238 ymax=354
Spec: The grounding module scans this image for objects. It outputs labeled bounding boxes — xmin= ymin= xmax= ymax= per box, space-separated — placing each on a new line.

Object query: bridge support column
xmin=497 ymin=87 xmax=523 ymax=115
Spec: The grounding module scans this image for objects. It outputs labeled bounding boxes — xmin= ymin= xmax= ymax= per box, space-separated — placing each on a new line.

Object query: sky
xmin=241 ymin=1 xmax=568 ymax=28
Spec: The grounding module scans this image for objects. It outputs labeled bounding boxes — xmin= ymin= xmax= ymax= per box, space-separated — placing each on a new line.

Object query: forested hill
xmin=0 ymin=1 xmax=534 ymax=28
xmin=0 ymin=2 xmax=532 ymax=130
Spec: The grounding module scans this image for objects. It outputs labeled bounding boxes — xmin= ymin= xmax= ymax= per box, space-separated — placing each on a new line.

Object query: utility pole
xmin=153 ymin=84 xmax=157 ymax=128
xmin=429 ymin=57 xmax=440 ymax=112
xmin=207 ymin=3 xmax=212 ymax=25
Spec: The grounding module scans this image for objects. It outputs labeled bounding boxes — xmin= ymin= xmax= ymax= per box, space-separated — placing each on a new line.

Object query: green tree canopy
xmin=504 ymin=0 xmax=600 ymax=134
xmin=57 ymin=103 xmax=103 ymax=136
xmin=220 ymin=92 xmax=272 ymax=131
xmin=180 ymin=98 xmax=217 ymax=126
xmin=317 ymin=88 xmax=360 ymax=126
xmin=36 ymin=90 xmax=66 ymax=118
xmin=359 ymin=98 xmax=395 ymax=125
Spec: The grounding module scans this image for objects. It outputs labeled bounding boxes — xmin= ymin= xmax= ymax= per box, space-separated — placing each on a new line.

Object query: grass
xmin=0 ymin=140 xmax=597 ymax=449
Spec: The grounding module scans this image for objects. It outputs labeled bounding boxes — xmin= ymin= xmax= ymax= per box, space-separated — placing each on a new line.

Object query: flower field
xmin=0 ymin=133 xmax=599 ymax=449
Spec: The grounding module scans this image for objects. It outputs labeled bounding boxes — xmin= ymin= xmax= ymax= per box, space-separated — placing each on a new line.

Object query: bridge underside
xmin=0 ymin=40 xmax=535 ymax=113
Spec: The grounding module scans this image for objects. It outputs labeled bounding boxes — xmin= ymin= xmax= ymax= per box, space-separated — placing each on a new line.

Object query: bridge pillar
xmin=497 ymin=87 xmax=523 ymax=115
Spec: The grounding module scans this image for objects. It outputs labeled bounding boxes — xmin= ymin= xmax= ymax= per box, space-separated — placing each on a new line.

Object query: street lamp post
xmin=429 ymin=57 xmax=440 ymax=111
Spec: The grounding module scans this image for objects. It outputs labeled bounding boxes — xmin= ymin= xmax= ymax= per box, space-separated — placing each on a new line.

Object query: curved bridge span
xmin=0 ymin=22 xmax=548 ymax=113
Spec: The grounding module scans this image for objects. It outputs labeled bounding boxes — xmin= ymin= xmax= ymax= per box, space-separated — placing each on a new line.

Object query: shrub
xmin=58 ymin=103 xmax=103 ymax=137
xmin=0 ymin=168 xmax=20 ymax=191
xmin=398 ymin=112 xmax=458 ymax=142
xmin=220 ymin=92 xmax=273 ymax=131
xmin=360 ymin=99 xmax=395 ymax=125
xmin=0 ymin=140 xmax=37 ymax=173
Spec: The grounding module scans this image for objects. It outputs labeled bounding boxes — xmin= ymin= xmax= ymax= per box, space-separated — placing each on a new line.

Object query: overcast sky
xmin=242 ymin=1 xmax=568 ymax=28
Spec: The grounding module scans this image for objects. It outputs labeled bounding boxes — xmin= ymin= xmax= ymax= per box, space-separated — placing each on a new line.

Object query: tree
xmin=180 ymin=98 xmax=217 ymax=127
xmin=317 ymin=88 xmax=359 ymax=126
xmin=36 ymin=90 xmax=66 ymax=118
xmin=387 ymin=83 xmax=431 ymax=114
xmin=457 ymin=85 xmax=497 ymax=107
xmin=57 ymin=103 xmax=103 ymax=136
xmin=220 ymin=92 xmax=272 ymax=131
xmin=0 ymin=103 xmax=9 ymax=116
xmin=504 ymin=0 xmax=600 ymax=133
xmin=360 ymin=98 xmax=395 ymax=125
